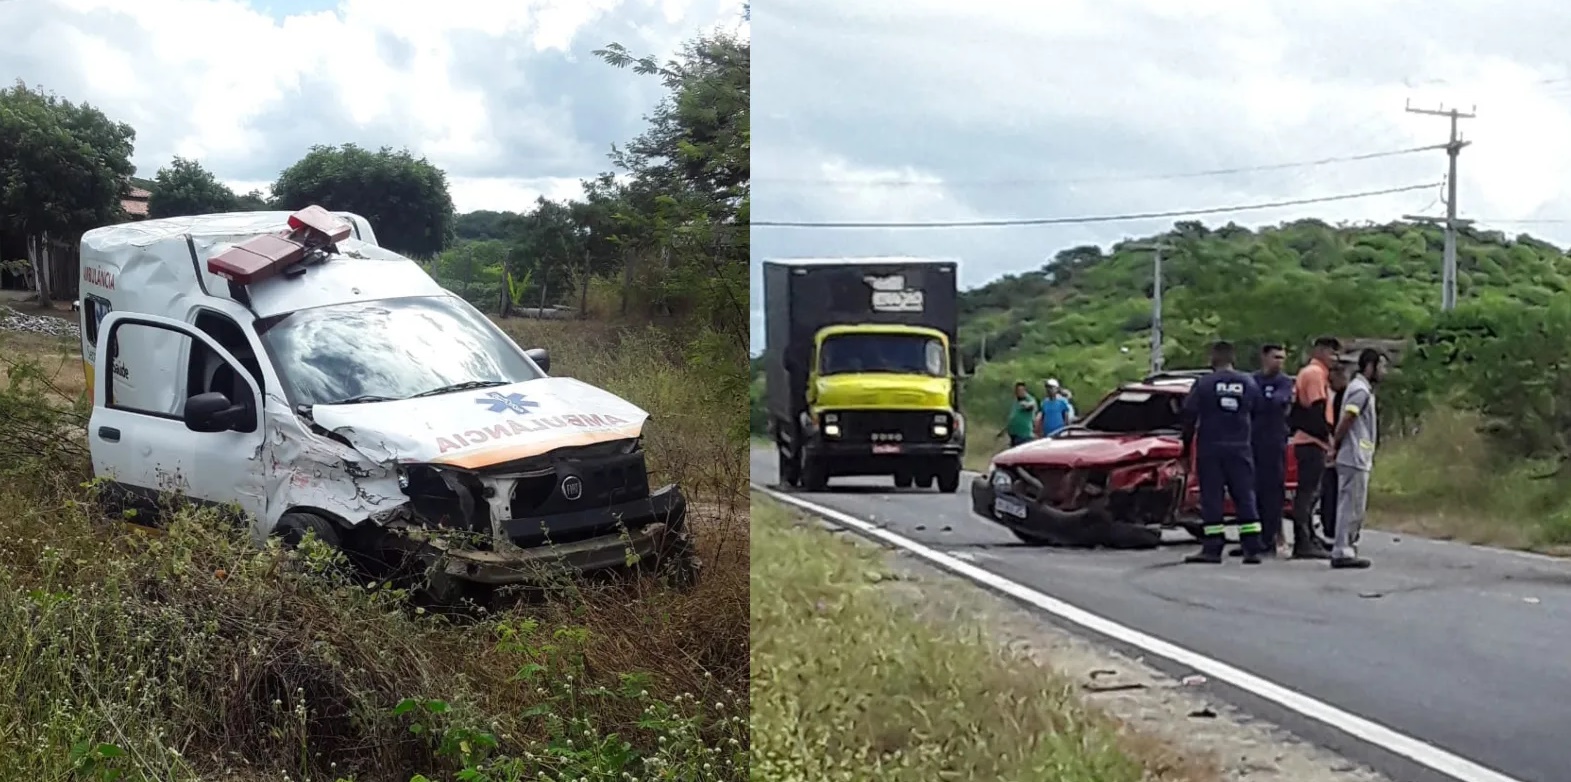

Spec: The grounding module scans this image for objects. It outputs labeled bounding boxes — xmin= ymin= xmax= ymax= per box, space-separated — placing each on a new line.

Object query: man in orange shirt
xmin=1286 ymin=336 xmax=1340 ymax=559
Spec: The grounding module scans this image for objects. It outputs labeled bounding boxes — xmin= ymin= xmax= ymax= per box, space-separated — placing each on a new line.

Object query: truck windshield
xmin=257 ymin=295 xmax=542 ymax=407
xmin=818 ymin=333 xmax=946 ymax=376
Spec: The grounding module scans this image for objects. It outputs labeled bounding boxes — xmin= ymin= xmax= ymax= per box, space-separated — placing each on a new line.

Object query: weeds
xmin=750 ymin=496 xmax=1208 ymax=782
xmin=0 ymin=317 xmax=747 ymax=782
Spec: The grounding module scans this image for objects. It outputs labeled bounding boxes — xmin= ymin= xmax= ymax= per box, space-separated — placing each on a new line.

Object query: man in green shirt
xmin=1004 ymin=381 xmax=1039 ymax=447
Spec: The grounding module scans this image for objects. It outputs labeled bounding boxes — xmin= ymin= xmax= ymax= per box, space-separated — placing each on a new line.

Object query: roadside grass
xmin=0 ymin=316 xmax=748 ymax=782
xmin=1372 ymin=407 xmax=1571 ymax=552
xmin=750 ymin=496 xmax=1214 ymax=782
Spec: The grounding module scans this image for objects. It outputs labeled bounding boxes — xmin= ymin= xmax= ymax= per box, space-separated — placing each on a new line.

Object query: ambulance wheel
xmin=893 ymin=472 xmax=914 ymax=489
xmin=936 ymin=466 xmax=962 ymax=493
xmin=273 ymin=510 xmax=343 ymax=549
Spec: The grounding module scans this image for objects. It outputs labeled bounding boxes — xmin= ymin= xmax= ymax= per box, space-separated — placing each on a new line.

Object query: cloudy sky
xmin=2 ymin=0 xmax=746 ymax=212
xmin=751 ymin=0 xmax=1571 ymax=353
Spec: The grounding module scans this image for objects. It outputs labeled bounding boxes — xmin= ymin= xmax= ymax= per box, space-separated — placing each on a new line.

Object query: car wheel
xmin=272 ymin=510 xmax=343 ymax=549
xmin=893 ymin=471 xmax=913 ymax=489
xmin=915 ymin=473 xmax=935 ymax=489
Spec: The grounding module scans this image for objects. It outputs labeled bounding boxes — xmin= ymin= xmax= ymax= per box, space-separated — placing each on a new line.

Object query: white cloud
xmin=3 ymin=0 xmax=745 ymax=210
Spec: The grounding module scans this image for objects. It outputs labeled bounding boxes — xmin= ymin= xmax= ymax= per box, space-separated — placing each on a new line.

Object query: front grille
xmin=507 ymin=450 xmax=651 ymax=520
xmin=830 ymin=410 xmax=944 ymax=443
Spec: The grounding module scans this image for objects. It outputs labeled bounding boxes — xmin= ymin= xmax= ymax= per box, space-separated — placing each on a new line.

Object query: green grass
xmin=1372 ymin=407 xmax=1571 ymax=551
xmin=749 ymin=497 xmax=1214 ymax=782
xmin=0 ymin=317 xmax=748 ymax=782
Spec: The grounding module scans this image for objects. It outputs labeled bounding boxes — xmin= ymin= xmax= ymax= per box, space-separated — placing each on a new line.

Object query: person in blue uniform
xmin=1240 ymin=342 xmax=1294 ymax=559
xmin=1181 ymin=340 xmax=1266 ymax=565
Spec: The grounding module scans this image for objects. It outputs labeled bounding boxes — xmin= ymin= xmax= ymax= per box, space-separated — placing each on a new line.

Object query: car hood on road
xmin=993 ymin=431 xmax=1183 ymax=470
xmin=310 ymin=376 xmax=649 ymax=469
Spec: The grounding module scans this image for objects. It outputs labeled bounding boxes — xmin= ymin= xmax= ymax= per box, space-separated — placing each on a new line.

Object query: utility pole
xmin=1130 ymin=242 xmax=1171 ymax=375
xmin=1403 ymin=99 xmax=1476 ymax=312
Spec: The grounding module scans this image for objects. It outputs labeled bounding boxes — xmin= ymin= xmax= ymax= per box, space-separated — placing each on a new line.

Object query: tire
xmin=915 ymin=473 xmax=935 ymax=489
xmin=936 ymin=465 xmax=962 ymax=493
xmin=801 ymin=454 xmax=829 ymax=492
xmin=272 ymin=510 xmax=343 ymax=549
xmin=658 ymin=532 xmax=702 ymax=590
xmin=778 ymin=445 xmax=801 ymax=488
xmin=893 ymin=472 xmax=914 ymax=489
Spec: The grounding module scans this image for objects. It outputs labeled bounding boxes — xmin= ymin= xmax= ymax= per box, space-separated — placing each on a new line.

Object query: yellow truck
xmin=763 ymin=258 xmax=965 ymax=492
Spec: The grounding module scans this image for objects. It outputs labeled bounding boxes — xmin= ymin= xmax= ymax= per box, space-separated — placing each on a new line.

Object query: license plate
xmin=994 ymin=495 xmax=1027 ymax=519
xmin=872 ymin=443 xmax=902 ymax=454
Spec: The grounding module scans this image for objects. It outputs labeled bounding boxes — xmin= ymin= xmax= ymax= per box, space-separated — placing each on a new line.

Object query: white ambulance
xmin=77 ymin=208 xmax=693 ymax=594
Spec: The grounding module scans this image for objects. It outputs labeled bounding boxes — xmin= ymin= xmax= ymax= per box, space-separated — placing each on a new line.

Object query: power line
xmin=754 ymin=182 xmax=1442 ymax=229
xmin=757 ymin=144 xmax=1447 ymax=187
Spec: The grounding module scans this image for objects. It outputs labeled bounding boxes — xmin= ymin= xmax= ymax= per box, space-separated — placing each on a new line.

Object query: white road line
xmin=752 ymin=482 xmax=1526 ymax=782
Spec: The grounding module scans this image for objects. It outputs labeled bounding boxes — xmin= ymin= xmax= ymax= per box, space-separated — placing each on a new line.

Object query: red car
xmin=970 ymin=370 xmax=1300 ymax=548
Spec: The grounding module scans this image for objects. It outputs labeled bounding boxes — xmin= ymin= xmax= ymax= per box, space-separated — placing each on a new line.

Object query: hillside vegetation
xmin=751 ymin=217 xmax=1571 ymax=547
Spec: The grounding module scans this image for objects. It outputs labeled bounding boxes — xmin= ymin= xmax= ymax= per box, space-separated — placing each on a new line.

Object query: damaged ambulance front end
xmin=298 ymin=376 xmax=694 ymax=592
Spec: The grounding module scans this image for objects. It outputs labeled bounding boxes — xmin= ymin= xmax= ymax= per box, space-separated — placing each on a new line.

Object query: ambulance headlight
xmin=991 ymin=468 xmax=1012 ymax=490
xmin=821 ymin=412 xmax=840 ymax=438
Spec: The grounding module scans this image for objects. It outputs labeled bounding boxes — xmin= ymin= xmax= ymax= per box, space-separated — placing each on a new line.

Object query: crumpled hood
xmin=994 ymin=432 xmax=1182 ymax=470
xmin=309 ymin=376 xmax=648 ymax=469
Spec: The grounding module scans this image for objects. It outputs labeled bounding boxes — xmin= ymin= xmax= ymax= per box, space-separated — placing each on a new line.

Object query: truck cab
xmin=77 ymin=208 xmax=693 ymax=598
xmin=764 ymin=258 xmax=966 ymax=492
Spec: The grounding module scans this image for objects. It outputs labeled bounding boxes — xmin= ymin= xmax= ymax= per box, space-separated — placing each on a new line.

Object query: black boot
xmin=1238 ymin=530 xmax=1264 ymax=565
xmin=1186 ymin=529 xmax=1225 ymax=564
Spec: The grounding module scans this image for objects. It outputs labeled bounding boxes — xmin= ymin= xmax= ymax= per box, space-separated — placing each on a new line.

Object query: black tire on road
xmin=801 ymin=454 xmax=829 ymax=492
xmin=915 ymin=473 xmax=935 ymax=489
xmin=936 ymin=467 xmax=962 ymax=493
xmin=779 ymin=446 xmax=801 ymax=488
xmin=893 ymin=472 xmax=913 ymax=489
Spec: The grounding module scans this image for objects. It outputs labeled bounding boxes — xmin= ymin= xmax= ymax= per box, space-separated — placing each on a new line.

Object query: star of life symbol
xmin=476 ymin=391 xmax=539 ymax=414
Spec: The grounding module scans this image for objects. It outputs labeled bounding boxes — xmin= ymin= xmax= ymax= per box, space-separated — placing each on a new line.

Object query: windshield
xmin=257 ymin=295 xmax=542 ymax=407
xmin=1079 ymin=389 xmax=1185 ymax=434
xmin=818 ymin=333 xmax=946 ymax=376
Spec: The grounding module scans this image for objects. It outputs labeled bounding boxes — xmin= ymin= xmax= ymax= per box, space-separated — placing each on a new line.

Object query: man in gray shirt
xmin=1327 ymin=349 xmax=1386 ymax=570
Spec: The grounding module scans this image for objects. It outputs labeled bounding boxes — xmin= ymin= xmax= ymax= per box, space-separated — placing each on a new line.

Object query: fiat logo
xmin=561 ymin=476 xmax=583 ymax=501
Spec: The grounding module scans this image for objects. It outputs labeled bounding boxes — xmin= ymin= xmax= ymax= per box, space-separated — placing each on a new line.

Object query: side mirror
xmin=525 ymin=347 xmax=550 ymax=373
xmin=184 ymin=391 xmax=245 ymax=433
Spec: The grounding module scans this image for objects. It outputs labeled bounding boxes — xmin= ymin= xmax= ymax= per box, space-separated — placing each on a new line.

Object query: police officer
xmin=1181 ymin=340 xmax=1266 ymax=565
xmin=1240 ymin=342 xmax=1294 ymax=559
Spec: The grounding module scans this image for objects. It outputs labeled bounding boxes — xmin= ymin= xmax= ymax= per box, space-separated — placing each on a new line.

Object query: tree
xmin=270 ymin=144 xmax=455 ymax=258
xmin=147 ymin=156 xmax=238 ymax=218
xmin=235 ymin=189 xmax=271 ymax=211
xmin=0 ymin=81 xmax=136 ymax=305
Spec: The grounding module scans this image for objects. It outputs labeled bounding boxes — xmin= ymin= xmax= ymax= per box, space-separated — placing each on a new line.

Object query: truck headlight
xmin=931 ymin=412 xmax=950 ymax=438
xmin=821 ymin=412 xmax=840 ymax=438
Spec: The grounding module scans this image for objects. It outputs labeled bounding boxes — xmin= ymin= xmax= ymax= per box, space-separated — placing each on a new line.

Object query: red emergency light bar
xmin=207 ymin=205 xmax=353 ymax=285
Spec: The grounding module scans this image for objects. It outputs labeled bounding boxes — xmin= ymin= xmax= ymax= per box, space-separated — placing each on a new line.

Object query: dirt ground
xmin=799 ymin=516 xmax=1392 ymax=782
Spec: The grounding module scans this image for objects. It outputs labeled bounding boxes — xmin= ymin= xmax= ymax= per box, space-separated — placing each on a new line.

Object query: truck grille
xmin=830 ymin=410 xmax=944 ymax=443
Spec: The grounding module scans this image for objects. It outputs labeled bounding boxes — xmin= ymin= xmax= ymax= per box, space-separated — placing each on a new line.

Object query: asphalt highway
xmin=752 ymin=447 xmax=1571 ymax=782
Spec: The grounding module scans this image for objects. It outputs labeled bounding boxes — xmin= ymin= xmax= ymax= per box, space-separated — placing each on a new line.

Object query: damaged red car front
xmin=969 ymin=372 xmax=1298 ymax=549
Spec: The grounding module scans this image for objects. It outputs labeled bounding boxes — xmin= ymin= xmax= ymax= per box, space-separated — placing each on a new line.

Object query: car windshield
xmin=818 ymin=333 xmax=945 ymax=376
xmin=257 ymin=295 xmax=542 ymax=407
xmin=1079 ymin=389 xmax=1185 ymax=434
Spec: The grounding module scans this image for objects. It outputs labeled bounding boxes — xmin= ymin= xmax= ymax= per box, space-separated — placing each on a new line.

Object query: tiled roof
xmin=127 ymin=186 xmax=152 ymax=199
xmin=121 ymin=198 xmax=149 ymax=217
